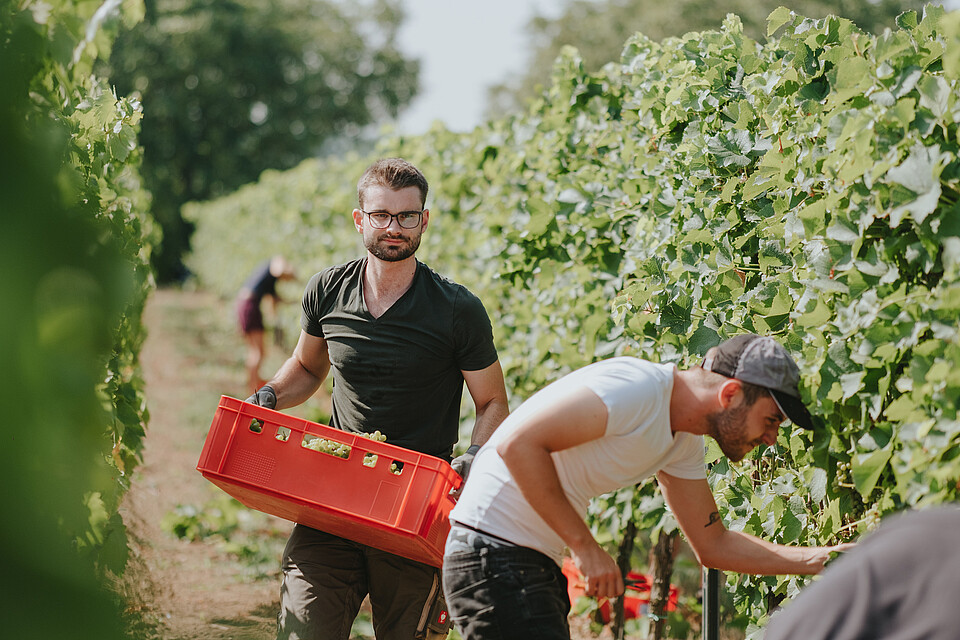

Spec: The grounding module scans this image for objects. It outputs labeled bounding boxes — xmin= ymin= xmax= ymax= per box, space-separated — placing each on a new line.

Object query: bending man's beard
xmin=707 ymin=402 xmax=756 ymax=463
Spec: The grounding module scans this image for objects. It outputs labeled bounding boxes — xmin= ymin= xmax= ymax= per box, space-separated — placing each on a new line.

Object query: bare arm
xmin=461 ymin=360 xmax=509 ymax=447
xmin=657 ymin=471 xmax=851 ymax=575
xmin=496 ymin=386 xmax=624 ymax=599
xmin=265 ymin=330 xmax=331 ymax=410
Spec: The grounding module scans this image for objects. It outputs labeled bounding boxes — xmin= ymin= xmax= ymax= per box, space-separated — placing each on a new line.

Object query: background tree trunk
xmin=611 ymin=518 xmax=638 ymax=639
xmin=648 ymin=530 xmax=678 ymax=640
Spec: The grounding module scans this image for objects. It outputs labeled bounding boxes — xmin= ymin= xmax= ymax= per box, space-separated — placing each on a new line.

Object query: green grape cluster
xmin=862 ymin=505 xmax=882 ymax=532
xmin=362 ymin=453 xmax=402 ymax=474
xmin=358 ymin=430 xmax=389 ymax=467
xmin=359 ymin=432 xmax=402 ymax=475
xmin=302 ymin=430 xmax=391 ymax=465
xmin=833 ymin=460 xmax=853 ymax=490
xmin=302 ymin=436 xmax=351 ymax=458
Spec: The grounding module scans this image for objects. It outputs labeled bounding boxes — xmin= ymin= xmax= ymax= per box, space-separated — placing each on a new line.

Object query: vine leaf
xmin=885 ymin=143 xmax=948 ymax=225
xmin=852 ymin=447 xmax=893 ymax=498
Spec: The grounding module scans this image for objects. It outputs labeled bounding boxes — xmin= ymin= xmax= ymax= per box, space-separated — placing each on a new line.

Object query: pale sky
xmin=391 ymin=0 xmax=959 ymax=136
xmin=392 ymin=0 xmax=565 ymax=135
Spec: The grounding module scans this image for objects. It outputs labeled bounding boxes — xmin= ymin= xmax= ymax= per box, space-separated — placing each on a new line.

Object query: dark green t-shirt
xmin=301 ymin=258 xmax=499 ymax=459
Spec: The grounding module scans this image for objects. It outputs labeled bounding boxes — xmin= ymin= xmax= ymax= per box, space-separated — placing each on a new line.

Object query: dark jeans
xmin=442 ymin=528 xmax=570 ymax=640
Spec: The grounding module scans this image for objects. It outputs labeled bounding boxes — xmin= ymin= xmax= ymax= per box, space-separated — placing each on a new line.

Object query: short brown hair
xmin=357 ymin=158 xmax=428 ymax=209
xmin=739 ymin=380 xmax=768 ymax=407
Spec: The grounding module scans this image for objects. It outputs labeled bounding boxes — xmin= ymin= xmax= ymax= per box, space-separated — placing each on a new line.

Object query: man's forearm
xmin=469 ymin=397 xmax=509 ymax=447
xmin=703 ymin=529 xmax=835 ymax=575
xmin=267 ymin=356 xmax=326 ymax=410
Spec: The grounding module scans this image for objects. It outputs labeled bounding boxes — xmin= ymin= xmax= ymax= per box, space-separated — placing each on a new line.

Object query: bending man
xmin=444 ymin=334 xmax=851 ymax=639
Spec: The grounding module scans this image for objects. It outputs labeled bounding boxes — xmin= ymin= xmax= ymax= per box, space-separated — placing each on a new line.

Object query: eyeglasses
xmin=361 ymin=209 xmax=423 ymax=229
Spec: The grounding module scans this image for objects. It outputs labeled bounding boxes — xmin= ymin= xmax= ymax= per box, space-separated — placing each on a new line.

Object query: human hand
xmin=451 ymin=444 xmax=481 ymax=480
xmin=572 ymin=543 xmax=624 ymax=599
xmin=820 ymin=542 xmax=856 ymax=570
xmin=245 ymin=384 xmax=277 ymax=410
xmin=449 ymin=444 xmax=480 ymax=498
xmin=806 ymin=542 xmax=857 ymax=574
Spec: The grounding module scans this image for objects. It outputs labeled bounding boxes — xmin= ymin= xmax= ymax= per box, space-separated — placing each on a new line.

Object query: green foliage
xmin=163 ymin=495 xmax=288 ymax=578
xmin=187 ymin=5 xmax=960 ymax=635
xmin=487 ymin=0 xmax=931 ymax=119
xmin=104 ymin=0 xmax=421 ymax=282
xmin=613 ymin=7 xmax=960 ymax=632
xmin=1 ymin=0 xmax=153 ymax=636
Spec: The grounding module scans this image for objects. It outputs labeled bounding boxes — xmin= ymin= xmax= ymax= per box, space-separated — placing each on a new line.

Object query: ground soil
xmin=121 ymin=288 xmax=293 ymax=640
xmin=120 ymin=288 xmax=624 ymax=640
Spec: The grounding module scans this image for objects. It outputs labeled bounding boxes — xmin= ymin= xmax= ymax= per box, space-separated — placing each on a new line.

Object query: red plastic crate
xmin=196 ymin=395 xmax=462 ymax=567
xmin=562 ymin=558 xmax=678 ymax=623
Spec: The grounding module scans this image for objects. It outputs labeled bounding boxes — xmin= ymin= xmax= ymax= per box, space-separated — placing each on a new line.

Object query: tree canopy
xmin=105 ymin=0 xmax=420 ymax=281
xmin=486 ymin=0 xmax=934 ymax=118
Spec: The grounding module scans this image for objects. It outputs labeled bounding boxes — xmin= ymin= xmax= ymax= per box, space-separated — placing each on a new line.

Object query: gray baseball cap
xmin=702 ymin=334 xmax=814 ymax=430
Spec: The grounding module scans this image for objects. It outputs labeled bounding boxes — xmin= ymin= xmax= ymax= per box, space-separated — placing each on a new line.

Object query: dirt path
xmin=122 ymin=287 xmax=608 ymax=640
xmin=122 ymin=288 xmax=302 ymax=640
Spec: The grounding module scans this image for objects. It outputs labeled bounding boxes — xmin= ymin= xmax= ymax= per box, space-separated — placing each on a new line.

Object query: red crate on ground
xmin=562 ymin=558 xmax=678 ymax=623
xmin=196 ymin=395 xmax=461 ymax=567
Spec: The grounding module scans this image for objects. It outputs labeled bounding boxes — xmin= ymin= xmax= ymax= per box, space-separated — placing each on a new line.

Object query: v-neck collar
xmin=360 ymin=257 xmax=421 ymax=320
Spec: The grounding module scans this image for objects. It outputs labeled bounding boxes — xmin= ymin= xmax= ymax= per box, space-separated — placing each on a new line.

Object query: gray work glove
xmin=245 ymin=384 xmax=277 ymax=410
xmin=450 ymin=444 xmax=481 ymax=482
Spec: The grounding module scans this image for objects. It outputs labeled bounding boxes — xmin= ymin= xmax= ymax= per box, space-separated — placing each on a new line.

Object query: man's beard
xmin=707 ymin=402 xmax=755 ymax=463
xmin=365 ymin=231 xmax=421 ymax=262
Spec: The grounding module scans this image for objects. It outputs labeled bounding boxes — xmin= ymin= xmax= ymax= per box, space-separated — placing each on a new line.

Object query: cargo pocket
xmin=416 ymin=572 xmax=454 ymax=639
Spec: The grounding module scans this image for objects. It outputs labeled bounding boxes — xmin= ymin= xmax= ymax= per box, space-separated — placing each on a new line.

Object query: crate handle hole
xmin=275 ymin=426 xmax=291 ymax=442
xmin=389 ymin=460 xmax=403 ymax=476
xmin=362 ymin=452 xmax=378 ymax=468
xmin=249 ymin=418 xmax=263 ymax=433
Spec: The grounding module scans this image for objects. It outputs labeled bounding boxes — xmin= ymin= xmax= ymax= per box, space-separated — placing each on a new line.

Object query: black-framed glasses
xmin=361 ymin=209 xmax=423 ymax=229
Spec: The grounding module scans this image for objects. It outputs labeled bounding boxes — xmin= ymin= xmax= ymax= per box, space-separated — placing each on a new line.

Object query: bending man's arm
xmin=495 ymin=386 xmax=623 ymax=599
xmin=265 ymin=330 xmax=331 ymax=410
xmin=658 ymin=472 xmax=851 ymax=575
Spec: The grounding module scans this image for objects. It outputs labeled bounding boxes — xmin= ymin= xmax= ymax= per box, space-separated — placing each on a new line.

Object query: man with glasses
xmin=248 ymin=158 xmax=509 ymax=640
xmin=443 ymin=334 xmax=853 ymax=639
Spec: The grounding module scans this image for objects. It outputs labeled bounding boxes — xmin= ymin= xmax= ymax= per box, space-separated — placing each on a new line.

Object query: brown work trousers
xmin=277 ymin=524 xmax=448 ymax=640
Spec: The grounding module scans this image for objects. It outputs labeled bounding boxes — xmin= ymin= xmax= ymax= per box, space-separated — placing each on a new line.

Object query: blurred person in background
xmin=247 ymin=158 xmax=509 ymax=640
xmin=237 ymin=255 xmax=297 ymax=392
